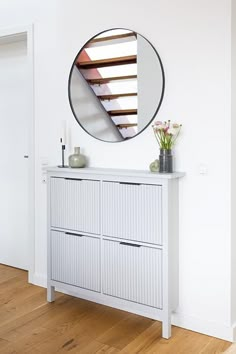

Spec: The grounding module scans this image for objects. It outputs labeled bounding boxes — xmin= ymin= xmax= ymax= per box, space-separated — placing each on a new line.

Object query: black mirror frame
xmin=68 ymin=27 xmax=165 ymax=143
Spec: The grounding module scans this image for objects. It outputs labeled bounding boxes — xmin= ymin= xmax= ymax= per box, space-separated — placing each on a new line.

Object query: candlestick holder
xmin=58 ymin=139 xmax=68 ymax=168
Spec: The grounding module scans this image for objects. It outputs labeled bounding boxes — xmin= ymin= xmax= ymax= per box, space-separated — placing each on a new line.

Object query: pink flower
xmin=154 ymin=121 xmax=163 ymax=126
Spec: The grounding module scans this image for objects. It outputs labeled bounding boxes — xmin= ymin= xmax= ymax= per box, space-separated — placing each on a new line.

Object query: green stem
xmin=152 ymin=126 xmax=161 ymax=147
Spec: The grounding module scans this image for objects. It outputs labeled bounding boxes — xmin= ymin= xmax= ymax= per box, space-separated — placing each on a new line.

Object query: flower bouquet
xmin=152 ymin=120 xmax=182 ymax=173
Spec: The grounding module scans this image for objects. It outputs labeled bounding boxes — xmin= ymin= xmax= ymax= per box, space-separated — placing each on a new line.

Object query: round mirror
xmin=68 ymin=28 xmax=165 ymax=142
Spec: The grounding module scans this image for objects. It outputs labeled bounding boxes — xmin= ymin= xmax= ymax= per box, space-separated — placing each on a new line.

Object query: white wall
xmin=0 ymin=0 xmax=233 ymax=341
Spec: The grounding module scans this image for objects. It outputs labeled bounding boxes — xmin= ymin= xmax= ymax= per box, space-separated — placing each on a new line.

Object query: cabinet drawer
xmin=50 ymin=177 xmax=100 ymax=234
xmin=102 ymin=181 xmax=162 ymax=245
xmin=103 ymin=239 xmax=162 ymax=308
xmin=51 ymin=230 xmax=100 ymax=292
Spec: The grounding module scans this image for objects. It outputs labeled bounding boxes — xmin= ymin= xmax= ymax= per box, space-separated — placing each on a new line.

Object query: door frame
xmin=0 ymin=24 xmax=35 ymax=283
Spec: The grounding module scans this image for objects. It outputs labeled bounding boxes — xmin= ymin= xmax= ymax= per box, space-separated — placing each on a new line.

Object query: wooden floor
xmin=0 ymin=265 xmax=232 ymax=354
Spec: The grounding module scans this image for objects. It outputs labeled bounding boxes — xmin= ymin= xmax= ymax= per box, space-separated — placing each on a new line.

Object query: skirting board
xmin=172 ymin=312 xmax=233 ymax=342
xmin=31 ymin=272 xmax=47 ymax=288
xmin=232 ymin=323 xmax=236 ymax=342
xmin=32 ymin=273 xmax=234 ymax=342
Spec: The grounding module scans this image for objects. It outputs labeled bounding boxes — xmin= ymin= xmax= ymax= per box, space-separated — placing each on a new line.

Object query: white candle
xmin=60 ymin=120 xmax=67 ymax=145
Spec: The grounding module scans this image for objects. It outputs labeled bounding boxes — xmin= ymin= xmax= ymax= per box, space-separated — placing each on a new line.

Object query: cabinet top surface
xmin=47 ymin=167 xmax=185 ymax=180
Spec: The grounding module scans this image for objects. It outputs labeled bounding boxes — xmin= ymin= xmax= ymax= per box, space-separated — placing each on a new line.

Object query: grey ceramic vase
xmin=68 ymin=147 xmax=86 ymax=168
xmin=159 ymin=149 xmax=173 ymax=173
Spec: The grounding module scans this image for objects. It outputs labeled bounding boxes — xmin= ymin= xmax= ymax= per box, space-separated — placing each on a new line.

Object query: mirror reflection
xmin=69 ymin=28 xmax=165 ymax=142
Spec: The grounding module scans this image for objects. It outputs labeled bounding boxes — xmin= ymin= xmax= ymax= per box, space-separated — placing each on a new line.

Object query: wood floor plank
xmin=0 ymin=276 xmax=26 ymax=295
xmin=95 ymin=344 xmax=120 ymax=353
xmin=0 ymin=291 xmax=48 ymax=327
xmin=32 ymin=333 xmax=102 ymax=354
xmin=119 ymin=321 xmax=162 ymax=353
xmin=0 ymin=265 xmax=26 ymax=283
xmin=225 ymin=343 xmax=236 ymax=353
xmin=0 ymin=264 xmax=232 ymax=354
xmin=0 ymin=280 xmax=42 ymax=306
xmin=0 ymin=293 xmax=67 ymax=339
xmin=0 ymin=297 xmax=72 ymax=342
xmin=200 ymin=337 xmax=232 ymax=353
xmin=42 ymin=298 xmax=127 ymax=338
xmin=97 ymin=313 xmax=153 ymax=350
xmin=1 ymin=327 xmax=57 ymax=354
xmin=46 ymin=304 xmax=128 ymax=350
xmin=69 ymin=304 xmax=128 ymax=340
xmin=0 ymin=337 xmax=10 ymax=351
xmin=143 ymin=326 xmax=213 ymax=354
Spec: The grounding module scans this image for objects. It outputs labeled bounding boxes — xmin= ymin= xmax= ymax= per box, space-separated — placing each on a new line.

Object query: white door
xmin=0 ymin=34 xmax=30 ymax=270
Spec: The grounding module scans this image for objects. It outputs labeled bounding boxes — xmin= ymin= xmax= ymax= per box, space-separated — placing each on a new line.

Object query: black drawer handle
xmin=64 ymin=178 xmax=82 ymax=181
xmin=119 ymin=182 xmax=140 ymax=186
xmin=65 ymin=232 xmax=83 ymax=237
xmin=119 ymin=242 xmax=141 ymax=248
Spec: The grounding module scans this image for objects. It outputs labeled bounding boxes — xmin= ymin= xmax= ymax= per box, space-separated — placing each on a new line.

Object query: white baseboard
xmin=30 ymin=274 xmax=235 ymax=342
xmin=232 ymin=322 xmax=236 ymax=342
xmin=31 ymin=272 xmax=47 ymax=288
xmin=172 ymin=312 xmax=234 ymax=342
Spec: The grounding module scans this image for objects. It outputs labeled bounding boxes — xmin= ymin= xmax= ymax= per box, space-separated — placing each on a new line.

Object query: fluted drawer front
xmin=102 ymin=182 xmax=162 ymax=245
xmin=50 ymin=177 xmax=100 ymax=234
xmin=51 ymin=231 xmax=100 ymax=292
xmin=103 ymin=239 xmax=162 ymax=308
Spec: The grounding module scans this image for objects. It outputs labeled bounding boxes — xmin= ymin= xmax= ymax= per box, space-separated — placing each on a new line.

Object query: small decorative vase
xmin=68 ymin=147 xmax=86 ymax=168
xmin=149 ymin=159 xmax=159 ymax=173
xmin=159 ymin=149 xmax=173 ymax=173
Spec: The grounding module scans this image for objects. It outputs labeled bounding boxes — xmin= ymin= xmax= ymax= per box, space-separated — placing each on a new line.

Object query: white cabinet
xmin=102 ymin=182 xmax=162 ymax=245
xmin=103 ymin=239 xmax=162 ymax=308
xmin=47 ymin=167 xmax=184 ymax=339
xmin=51 ymin=230 xmax=100 ymax=292
xmin=50 ymin=177 xmax=100 ymax=234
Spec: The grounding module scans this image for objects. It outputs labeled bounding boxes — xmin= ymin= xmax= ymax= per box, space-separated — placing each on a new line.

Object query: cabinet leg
xmin=162 ymin=317 xmax=171 ymax=339
xmin=47 ymin=285 xmax=55 ymax=302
